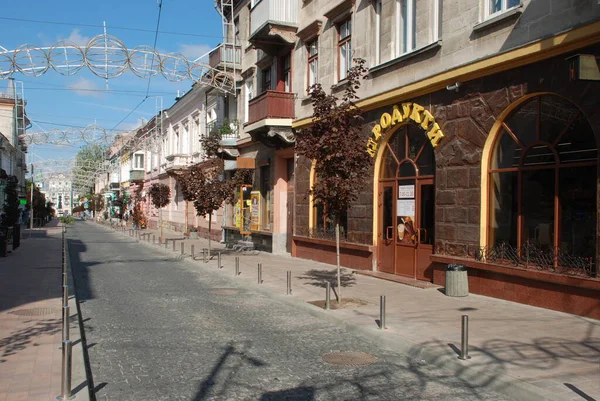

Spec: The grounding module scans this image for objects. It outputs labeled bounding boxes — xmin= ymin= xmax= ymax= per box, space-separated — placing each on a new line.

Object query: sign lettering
xmin=366 ymin=102 xmax=444 ymax=157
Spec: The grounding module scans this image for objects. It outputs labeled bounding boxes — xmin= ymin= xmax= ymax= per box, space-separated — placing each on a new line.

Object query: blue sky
xmin=1 ymin=0 xmax=223 ymax=162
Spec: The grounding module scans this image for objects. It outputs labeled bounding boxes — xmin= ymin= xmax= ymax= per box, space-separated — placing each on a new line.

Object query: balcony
xmin=209 ymin=44 xmax=241 ymax=70
xmin=206 ymin=119 xmax=240 ymax=147
xmin=247 ymin=91 xmax=295 ymax=126
xmin=164 ymin=155 xmax=192 ymax=172
xmin=129 ymin=169 xmax=145 ymax=182
xmin=249 ymin=0 xmax=298 ymax=54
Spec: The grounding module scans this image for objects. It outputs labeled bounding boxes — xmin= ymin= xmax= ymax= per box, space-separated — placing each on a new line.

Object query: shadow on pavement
xmin=0 ymin=318 xmax=60 ymax=363
xmin=296 ymin=268 xmax=357 ymax=289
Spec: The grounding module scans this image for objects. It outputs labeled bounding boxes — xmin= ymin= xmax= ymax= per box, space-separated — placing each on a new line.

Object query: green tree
xmin=148 ymin=183 xmax=171 ymax=239
xmin=73 ymin=144 xmax=107 ymax=192
xmin=295 ymin=58 xmax=371 ymax=303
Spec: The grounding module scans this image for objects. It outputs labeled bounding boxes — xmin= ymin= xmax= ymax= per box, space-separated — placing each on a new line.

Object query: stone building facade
xmin=291 ymin=1 xmax=600 ymax=318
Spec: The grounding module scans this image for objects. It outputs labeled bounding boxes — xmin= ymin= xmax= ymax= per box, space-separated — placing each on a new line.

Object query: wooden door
xmin=286 ymin=158 xmax=294 ymax=253
xmin=395 ymin=178 xmax=417 ymax=277
xmin=416 ymin=179 xmax=435 ymax=280
xmin=378 ymin=183 xmax=395 ymax=274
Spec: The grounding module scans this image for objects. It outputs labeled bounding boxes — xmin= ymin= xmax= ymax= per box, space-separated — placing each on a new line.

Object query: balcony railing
xmin=247 ymin=91 xmax=295 ymax=125
xmin=129 ymin=170 xmax=145 ymax=182
xmin=206 ymin=119 xmax=240 ymax=140
xmin=208 ymin=44 xmax=241 ymax=68
xmin=250 ymin=0 xmax=298 ymax=36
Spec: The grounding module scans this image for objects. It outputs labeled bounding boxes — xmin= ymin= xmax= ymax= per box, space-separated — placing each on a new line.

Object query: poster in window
xmin=396 ymin=199 xmax=416 ymax=243
xmin=250 ymin=191 xmax=261 ymax=231
xmin=398 ymin=185 xmax=414 ymax=199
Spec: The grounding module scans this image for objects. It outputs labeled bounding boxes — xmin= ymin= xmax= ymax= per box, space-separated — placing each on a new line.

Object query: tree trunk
xmin=208 ymin=213 xmax=212 ymax=259
xmin=336 ymin=220 xmax=342 ymax=303
xmin=159 ymin=208 xmax=163 ymax=241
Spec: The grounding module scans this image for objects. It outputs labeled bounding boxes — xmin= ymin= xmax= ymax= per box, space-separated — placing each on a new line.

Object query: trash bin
xmin=445 ymin=264 xmax=468 ymax=297
xmin=0 ymin=234 xmax=6 ymax=257
xmin=12 ymin=224 xmax=20 ymax=250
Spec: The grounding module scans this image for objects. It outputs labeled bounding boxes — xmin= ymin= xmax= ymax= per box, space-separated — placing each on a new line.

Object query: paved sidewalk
xmin=106 ymin=222 xmax=600 ymax=401
xmin=0 ymin=223 xmax=88 ymax=401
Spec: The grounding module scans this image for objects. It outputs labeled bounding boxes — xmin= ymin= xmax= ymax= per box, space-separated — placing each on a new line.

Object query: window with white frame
xmin=134 ymin=153 xmax=144 ymax=170
xmin=244 ymin=81 xmax=253 ymax=124
xmin=486 ymin=0 xmax=520 ymax=17
xmin=307 ymin=38 xmax=318 ymax=88
xmin=374 ymin=0 xmax=440 ymax=64
xmin=173 ymin=127 xmax=180 ymax=154
xmin=192 ymin=117 xmax=200 ymax=153
xmin=338 ymin=19 xmax=352 ymax=81
xmin=182 ymin=121 xmax=189 ymax=154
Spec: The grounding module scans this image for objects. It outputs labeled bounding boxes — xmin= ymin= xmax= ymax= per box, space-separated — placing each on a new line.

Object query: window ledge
xmin=430 ymin=254 xmax=600 ymax=290
xmin=473 ymin=6 xmax=522 ymax=33
xmin=293 ymin=235 xmax=374 ymax=252
xmin=330 ymin=78 xmax=350 ymax=91
xmin=369 ymin=40 xmax=442 ymax=75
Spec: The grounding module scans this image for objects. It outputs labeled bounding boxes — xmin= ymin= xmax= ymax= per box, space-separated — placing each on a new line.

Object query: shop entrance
xmin=377 ymin=124 xmax=435 ymax=279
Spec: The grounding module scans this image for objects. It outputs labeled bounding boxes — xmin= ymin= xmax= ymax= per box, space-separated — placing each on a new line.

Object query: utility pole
xmin=30 ymin=164 xmax=34 ymax=230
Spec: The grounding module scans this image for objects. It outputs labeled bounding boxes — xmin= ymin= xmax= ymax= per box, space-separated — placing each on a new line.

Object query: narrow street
xmin=67 ymin=221 xmax=511 ymax=401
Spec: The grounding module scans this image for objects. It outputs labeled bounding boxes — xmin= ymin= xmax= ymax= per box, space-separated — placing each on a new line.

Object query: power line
xmin=111 ymin=98 xmax=147 ymax=131
xmin=31 ymin=119 xmax=124 ymax=131
xmin=0 ymin=16 xmax=223 ymax=39
xmin=146 ymin=0 xmax=165 ymax=97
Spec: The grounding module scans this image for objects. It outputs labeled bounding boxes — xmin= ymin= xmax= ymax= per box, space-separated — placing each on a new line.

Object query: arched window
xmin=488 ymin=94 xmax=597 ymax=272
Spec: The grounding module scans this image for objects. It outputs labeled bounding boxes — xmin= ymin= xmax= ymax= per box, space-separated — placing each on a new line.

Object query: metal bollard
xmin=62 ymin=285 xmax=69 ymax=308
xmin=181 ymin=242 xmax=184 ymax=255
xmin=218 ymin=252 xmax=222 ymax=269
xmin=191 ymin=245 xmax=195 ymax=259
xmin=380 ymin=295 xmax=386 ymax=330
xmin=235 ymin=257 xmax=240 ymax=276
xmin=287 ymin=271 xmax=292 ymax=295
xmin=164 ymin=239 xmax=168 ymax=249
xmin=62 ymin=305 xmax=70 ymax=342
xmin=58 ymin=340 xmax=72 ymax=400
xmin=325 ymin=282 xmax=331 ymax=310
xmin=172 ymin=240 xmax=176 ymax=251
xmin=153 ymin=235 xmax=156 ymax=244
xmin=458 ymin=315 xmax=471 ymax=360
xmin=258 ymin=263 xmax=262 ymax=284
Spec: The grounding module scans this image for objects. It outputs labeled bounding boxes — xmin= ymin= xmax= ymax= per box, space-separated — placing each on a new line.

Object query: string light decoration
xmin=0 ymin=34 xmax=235 ymax=93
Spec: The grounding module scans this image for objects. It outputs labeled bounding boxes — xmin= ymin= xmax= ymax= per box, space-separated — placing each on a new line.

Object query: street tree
xmin=173 ymin=159 xmax=250 ymax=259
xmin=73 ymin=144 xmax=108 ymax=192
xmin=295 ymin=58 xmax=371 ymax=302
xmin=2 ymin=177 xmax=20 ymax=227
xmin=148 ymin=183 xmax=171 ymax=240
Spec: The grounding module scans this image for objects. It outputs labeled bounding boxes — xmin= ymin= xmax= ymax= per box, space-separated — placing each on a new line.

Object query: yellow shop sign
xmin=366 ymin=102 xmax=444 ymax=157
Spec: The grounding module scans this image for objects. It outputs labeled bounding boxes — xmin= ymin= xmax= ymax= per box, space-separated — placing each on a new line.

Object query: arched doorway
xmin=484 ymin=94 xmax=597 ymax=274
xmin=378 ymin=123 xmax=435 ymax=278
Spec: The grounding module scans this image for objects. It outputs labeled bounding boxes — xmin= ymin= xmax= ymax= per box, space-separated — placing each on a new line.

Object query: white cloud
xmin=74 ymin=101 xmax=153 ymax=116
xmin=67 ymin=78 xmax=103 ymax=98
xmin=177 ymin=44 xmax=213 ymax=61
xmin=61 ymin=29 xmax=90 ymax=47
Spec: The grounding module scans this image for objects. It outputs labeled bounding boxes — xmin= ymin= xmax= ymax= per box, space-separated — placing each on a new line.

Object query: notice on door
xmin=398 ymin=185 xmax=414 ymax=199
xmin=397 ymin=199 xmax=415 ymax=217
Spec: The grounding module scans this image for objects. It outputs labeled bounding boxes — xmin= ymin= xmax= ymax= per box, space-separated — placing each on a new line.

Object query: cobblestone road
xmin=69 ymin=222 xmax=512 ymax=401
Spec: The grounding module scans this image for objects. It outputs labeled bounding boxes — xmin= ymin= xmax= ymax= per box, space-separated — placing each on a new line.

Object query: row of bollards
xmin=139 ymin=230 xmax=472 ymax=362
xmin=59 ymin=225 xmax=72 ymax=400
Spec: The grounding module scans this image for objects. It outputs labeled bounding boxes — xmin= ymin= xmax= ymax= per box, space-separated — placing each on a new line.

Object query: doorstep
xmin=354 ymin=270 xmax=440 ymax=289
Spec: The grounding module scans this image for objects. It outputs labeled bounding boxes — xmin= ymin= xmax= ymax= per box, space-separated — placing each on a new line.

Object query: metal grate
xmin=8 ymin=308 xmax=60 ymax=317
xmin=322 ymin=351 xmax=377 ymax=366
xmin=474 ymin=241 xmax=596 ymax=277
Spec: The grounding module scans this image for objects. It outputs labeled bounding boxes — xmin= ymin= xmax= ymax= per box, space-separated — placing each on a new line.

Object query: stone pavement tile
xmin=111 ymin=222 xmax=600 ymax=400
